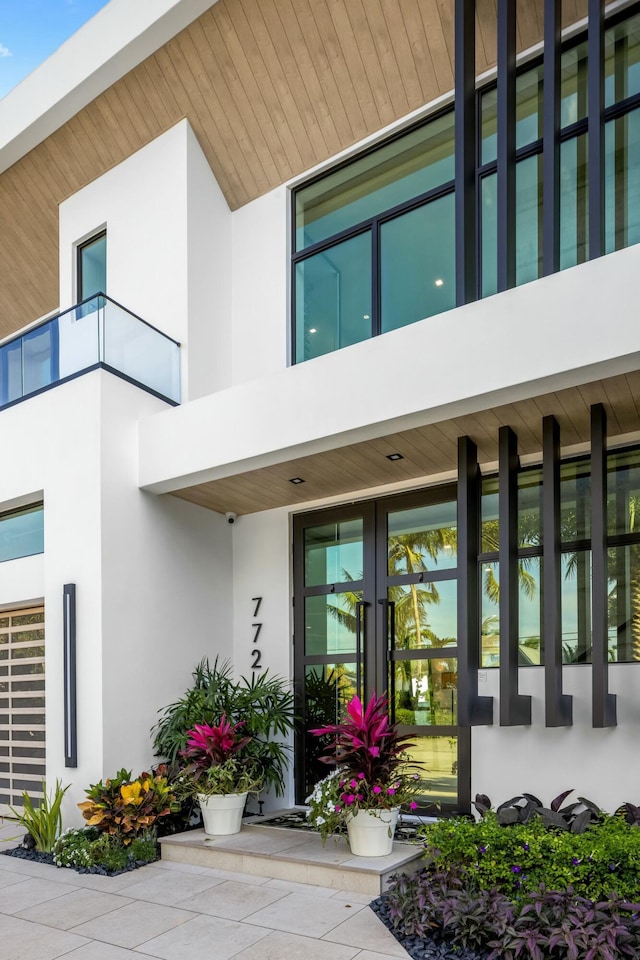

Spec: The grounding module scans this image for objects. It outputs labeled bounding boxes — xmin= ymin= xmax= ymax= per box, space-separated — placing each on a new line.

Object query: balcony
xmin=0 ymin=294 xmax=181 ymax=410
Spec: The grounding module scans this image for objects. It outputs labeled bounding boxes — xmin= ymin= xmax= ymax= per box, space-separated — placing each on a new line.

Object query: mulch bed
xmin=2 ymin=845 xmax=158 ymax=877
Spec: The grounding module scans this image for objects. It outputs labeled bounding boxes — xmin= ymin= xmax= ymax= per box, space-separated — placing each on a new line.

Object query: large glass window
xmin=295 ymin=233 xmax=371 ymax=363
xmin=293 ymin=7 xmax=640 ymax=362
xmin=380 ymin=194 xmax=455 ymax=333
xmin=0 ymin=506 xmax=44 ymax=564
xmin=480 ymin=446 xmax=640 ymax=667
xmin=293 ymin=112 xmax=455 ymax=362
xmin=78 ymin=232 xmax=106 ymax=303
xmin=295 ymin=112 xmax=455 ymax=252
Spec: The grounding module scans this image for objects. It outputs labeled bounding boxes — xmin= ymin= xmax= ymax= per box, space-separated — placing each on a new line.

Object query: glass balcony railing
xmin=0 ymin=294 xmax=181 ymax=409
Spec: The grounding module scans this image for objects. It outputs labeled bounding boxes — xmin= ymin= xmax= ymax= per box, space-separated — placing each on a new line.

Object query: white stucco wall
xmin=231 ymin=507 xmax=294 ymax=809
xmin=472 ymin=665 xmax=640 ymax=815
xmin=186 ymin=123 xmax=233 ymax=399
xmin=58 ymin=118 xmax=232 ymax=403
xmin=97 ymin=372 xmax=233 ymax=779
xmin=0 ymin=369 xmax=233 ymax=823
xmin=231 ymin=186 xmax=289 ymax=385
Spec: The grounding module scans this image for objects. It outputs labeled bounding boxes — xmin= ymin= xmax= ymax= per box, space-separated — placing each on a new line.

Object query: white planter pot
xmin=197 ymin=792 xmax=248 ymax=836
xmin=346 ymin=807 xmax=400 ymax=857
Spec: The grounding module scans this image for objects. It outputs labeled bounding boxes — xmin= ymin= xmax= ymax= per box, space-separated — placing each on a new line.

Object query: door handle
xmin=355 ymin=600 xmax=367 ymax=698
xmin=378 ymin=598 xmax=395 ymax=711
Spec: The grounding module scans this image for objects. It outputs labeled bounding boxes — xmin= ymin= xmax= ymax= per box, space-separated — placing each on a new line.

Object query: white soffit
xmin=0 ymin=0 xmax=217 ymax=175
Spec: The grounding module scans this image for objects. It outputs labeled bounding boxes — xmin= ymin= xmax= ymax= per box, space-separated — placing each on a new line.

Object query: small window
xmin=0 ymin=505 xmax=44 ymax=563
xmin=77 ymin=232 xmax=106 ymax=303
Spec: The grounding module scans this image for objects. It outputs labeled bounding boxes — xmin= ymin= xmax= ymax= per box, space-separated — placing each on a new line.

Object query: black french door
xmin=293 ymin=485 xmax=470 ymax=815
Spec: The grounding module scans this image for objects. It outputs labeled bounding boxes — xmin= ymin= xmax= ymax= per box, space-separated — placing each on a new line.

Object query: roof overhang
xmin=138 ymin=244 xmax=640 ymax=514
xmin=0 ymin=0 xmax=216 ymax=175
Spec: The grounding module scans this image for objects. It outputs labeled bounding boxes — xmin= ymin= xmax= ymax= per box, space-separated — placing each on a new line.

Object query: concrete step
xmin=159 ymin=820 xmax=423 ymax=896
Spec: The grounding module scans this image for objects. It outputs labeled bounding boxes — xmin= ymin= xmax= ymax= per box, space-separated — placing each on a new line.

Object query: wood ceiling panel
xmin=0 ymin=0 xmax=617 ymax=338
xmin=168 ymin=374 xmax=640 ymax=515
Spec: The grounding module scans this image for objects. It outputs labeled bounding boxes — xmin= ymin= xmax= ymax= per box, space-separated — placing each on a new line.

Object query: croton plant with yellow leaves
xmin=78 ymin=766 xmax=179 ymax=843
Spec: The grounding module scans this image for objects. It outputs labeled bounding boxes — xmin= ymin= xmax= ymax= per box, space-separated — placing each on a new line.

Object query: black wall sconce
xmin=63 ymin=583 xmax=77 ymax=767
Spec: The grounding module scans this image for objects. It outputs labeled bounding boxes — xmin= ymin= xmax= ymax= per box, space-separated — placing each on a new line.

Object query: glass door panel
xmin=294 ymin=490 xmax=468 ymax=813
xmin=405 ymin=736 xmax=460 ymax=807
xmin=392 ymin=657 xmax=458 ymax=727
xmin=303 ymin=663 xmax=359 ymax=798
xmin=390 ymin=581 xmax=457 ymax=650
xmin=304 ymin=592 xmax=363 ymax=657
xmin=304 ymin=519 xmax=363 ymax=586
xmin=387 ymin=501 xmax=457 ymax=572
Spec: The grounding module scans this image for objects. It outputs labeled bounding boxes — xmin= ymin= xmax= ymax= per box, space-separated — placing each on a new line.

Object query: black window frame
xmin=291 ymin=1 xmax=640 ymax=364
xmin=77 ymin=230 xmax=107 ymax=303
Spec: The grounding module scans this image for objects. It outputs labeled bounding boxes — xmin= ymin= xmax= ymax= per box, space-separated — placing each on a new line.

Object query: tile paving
xmin=0 ymin=819 xmax=410 ymax=960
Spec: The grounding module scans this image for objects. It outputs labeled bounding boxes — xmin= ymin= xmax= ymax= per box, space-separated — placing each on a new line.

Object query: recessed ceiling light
xmin=363 ymin=314 xmax=370 ymax=320
xmin=309 ymin=328 xmax=317 ymax=334
xmin=386 ymin=453 xmax=404 ymax=461
xmin=289 ymin=477 xmax=305 ymax=484
xmin=434 ymin=278 xmax=444 ymax=287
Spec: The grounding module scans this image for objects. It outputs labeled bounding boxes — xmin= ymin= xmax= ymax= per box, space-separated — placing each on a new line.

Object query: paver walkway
xmin=0 ymin=821 xmax=410 ymax=960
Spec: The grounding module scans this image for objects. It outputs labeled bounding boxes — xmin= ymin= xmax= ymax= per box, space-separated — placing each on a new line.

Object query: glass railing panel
xmin=102 ymin=299 xmax=180 ymax=403
xmin=0 ymin=295 xmax=180 ymax=410
xmin=57 ymin=297 xmax=101 ymax=380
xmin=22 ymin=318 xmax=59 ymax=396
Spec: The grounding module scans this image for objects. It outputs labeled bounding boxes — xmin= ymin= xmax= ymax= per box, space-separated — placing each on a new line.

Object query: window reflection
xmin=380 ymin=194 xmax=455 ymax=333
xmin=304 ymin=592 xmax=363 ymax=657
xmin=392 ymin=658 xmax=457 ymax=726
xmin=404 ymin=737 xmax=458 ymax=807
xmin=295 ymin=233 xmax=371 ymax=363
xmin=295 ymin=112 xmax=455 ymax=251
xmin=0 ymin=505 xmax=44 ymax=564
xmin=388 ymin=502 xmax=457 ymax=573
xmin=304 ymin=519 xmax=363 ymax=587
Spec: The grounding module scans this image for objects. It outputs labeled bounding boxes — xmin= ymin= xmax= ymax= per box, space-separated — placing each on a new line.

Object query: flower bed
xmin=374 ymin=791 xmax=640 ymax=960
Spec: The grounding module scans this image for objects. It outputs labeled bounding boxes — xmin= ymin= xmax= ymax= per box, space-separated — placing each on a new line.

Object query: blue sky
xmin=0 ymin=0 xmax=110 ymax=99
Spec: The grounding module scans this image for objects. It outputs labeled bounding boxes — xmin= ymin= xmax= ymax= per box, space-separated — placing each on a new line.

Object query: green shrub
xmin=420 ymin=811 xmax=640 ymax=902
xmin=53 ymin=826 xmax=158 ymax=872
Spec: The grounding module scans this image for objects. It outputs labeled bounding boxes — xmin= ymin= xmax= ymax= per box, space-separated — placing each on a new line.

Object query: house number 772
xmin=251 ymin=597 xmax=263 ymax=671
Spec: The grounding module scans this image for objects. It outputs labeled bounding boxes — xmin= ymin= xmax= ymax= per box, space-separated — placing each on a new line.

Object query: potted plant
xmin=152 ymin=658 xmax=295 ymax=799
xmin=179 ymin=715 xmax=262 ymax=836
xmin=306 ymin=691 xmax=420 ymax=857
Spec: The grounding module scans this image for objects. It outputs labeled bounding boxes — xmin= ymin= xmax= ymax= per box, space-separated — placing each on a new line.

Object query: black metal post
xmin=499 ymin=427 xmax=532 ymax=725
xmin=63 ymin=583 xmax=77 ymax=767
xmin=543 ymin=0 xmax=562 ymax=276
xmin=542 ymin=416 xmax=573 ymax=725
xmin=591 ymin=404 xmax=617 ymax=726
xmin=455 ymin=0 xmax=477 ymax=306
xmin=457 ymin=436 xmax=494 ymax=725
xmin=497 ymin=0 xmax=516 ymax=291
xmin=588 ymin=0 xmax=605 ymax=260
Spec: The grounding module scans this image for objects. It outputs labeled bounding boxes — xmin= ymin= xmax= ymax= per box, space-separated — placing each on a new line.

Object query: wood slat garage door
xmin=0 ymin=607 xmax=45 ymax=811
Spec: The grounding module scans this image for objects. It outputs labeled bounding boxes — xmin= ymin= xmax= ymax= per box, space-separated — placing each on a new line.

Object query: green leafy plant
xmin=10 ymin=779 xmax=69 ymax=852
xmin=419 ymin=809 xmax=640 ymax=902
xmin=78 ymin=768 xmax=178 ymax=843
xmin=152 ymin=658 xmax=295 ymax=796
xmin=53 ymin=826 xmax=158 ymax=872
